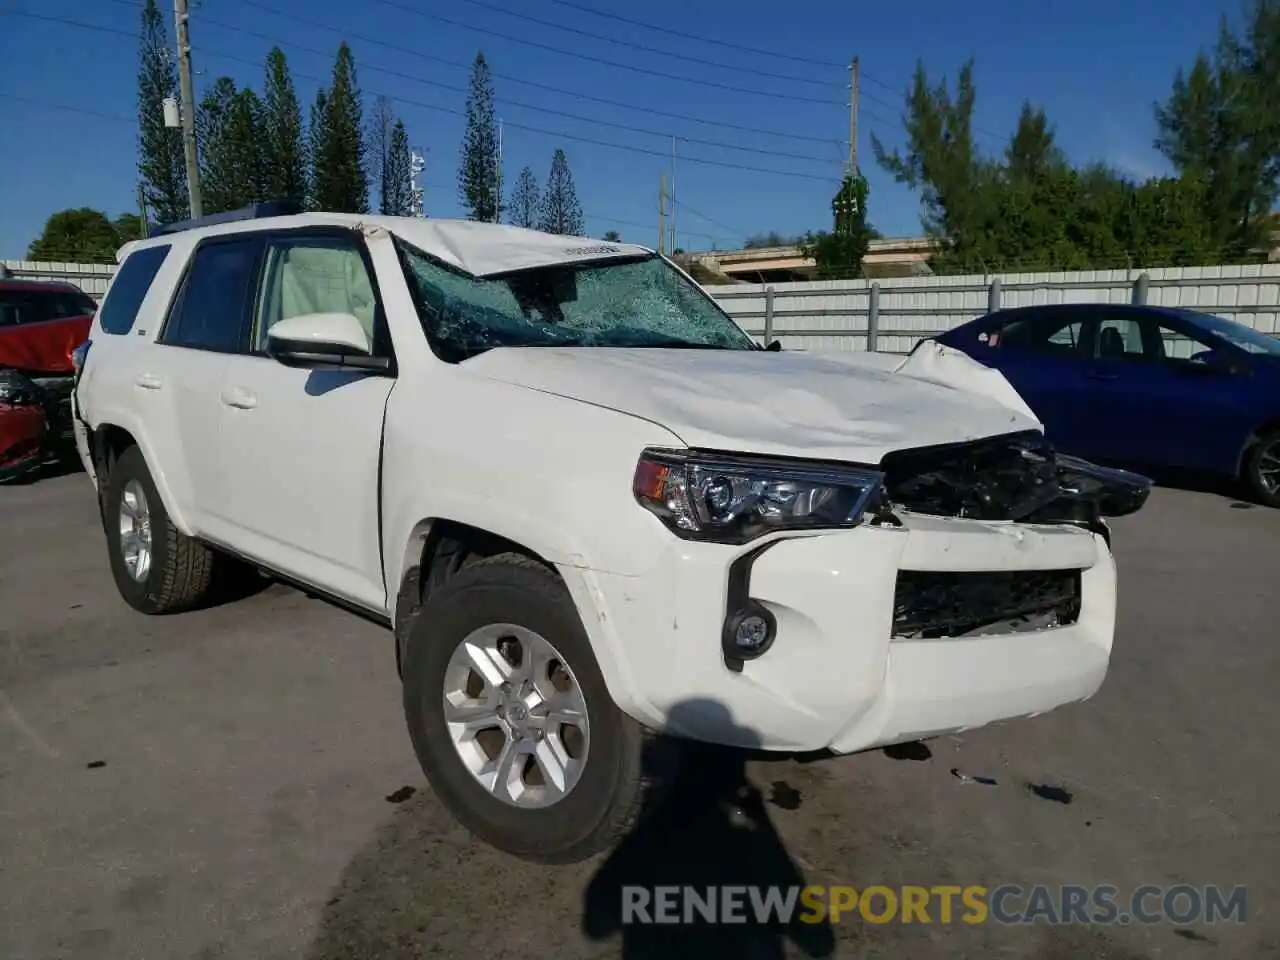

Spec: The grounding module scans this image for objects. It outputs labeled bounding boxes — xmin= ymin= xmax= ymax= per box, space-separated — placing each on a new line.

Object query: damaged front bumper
xmin=561 ymin=437 xmax=1148 ymax=755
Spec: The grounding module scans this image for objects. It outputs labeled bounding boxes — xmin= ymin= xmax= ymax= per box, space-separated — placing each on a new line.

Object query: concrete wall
xmin=710 ymin=264 xmax=1280 ymax=352
xmin=2 ymin=260 xmax=117 ymax=300
xmin=9 ymin=259 xmax=1280 ymax=354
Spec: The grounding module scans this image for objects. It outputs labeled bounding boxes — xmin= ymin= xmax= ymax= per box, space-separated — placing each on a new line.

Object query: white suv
xmin=72 ymin=205 xmax=1150 ymax=863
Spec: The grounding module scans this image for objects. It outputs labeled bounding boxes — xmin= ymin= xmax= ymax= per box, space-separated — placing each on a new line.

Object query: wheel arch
xmin=90 ymin=419 xmax=194 ymax=535
xmin=1236 ymin=417 xmax=1280 ymax=477
xmin=392 ymin=518 xmax=556 ymax=677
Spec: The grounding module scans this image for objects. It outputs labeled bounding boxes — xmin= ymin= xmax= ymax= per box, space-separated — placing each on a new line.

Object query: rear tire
xmin=104 ymin=445 xmax=216 ymax=614
xmin=1243 ymin=430 xmax=1280 ymax=508
xmin=401 ymin=553 xmax=667 ymax=863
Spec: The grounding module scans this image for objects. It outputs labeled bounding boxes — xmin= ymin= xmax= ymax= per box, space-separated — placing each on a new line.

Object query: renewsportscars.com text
xmin=621 ymin=884 xmax=1247 ymax=926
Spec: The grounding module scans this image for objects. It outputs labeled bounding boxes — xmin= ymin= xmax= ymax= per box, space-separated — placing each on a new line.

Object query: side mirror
xmin=266 ymin=312 xmax=389 ymax=372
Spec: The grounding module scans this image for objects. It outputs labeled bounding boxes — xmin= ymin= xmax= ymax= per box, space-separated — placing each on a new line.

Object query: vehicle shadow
xmin=301 ymin=699 xmax=1155 ymax=960
xmin=303 ymin=698 xmax=835 ymax=959
xmin=580 ymin=700 xmax=836 ymax=959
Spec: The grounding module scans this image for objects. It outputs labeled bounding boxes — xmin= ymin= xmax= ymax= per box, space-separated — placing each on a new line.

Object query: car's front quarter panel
xmin=380 ymin=368 xmax=691 ymax=711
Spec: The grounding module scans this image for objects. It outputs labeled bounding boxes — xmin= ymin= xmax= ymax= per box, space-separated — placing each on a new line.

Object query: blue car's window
xmin=1173 ymin=309 xmax=1280 ymax=358
xmin=993 ymin=312 xmax=1086 ymax=357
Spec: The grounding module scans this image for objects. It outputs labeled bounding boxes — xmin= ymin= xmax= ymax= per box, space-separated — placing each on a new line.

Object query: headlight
xmin=633 ymin=448 xmax=886 ymax=544
xmin=0 ymin=369 xmax=41 ymax=407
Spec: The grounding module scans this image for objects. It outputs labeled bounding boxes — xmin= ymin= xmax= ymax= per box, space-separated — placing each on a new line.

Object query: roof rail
xmin=148 ymin=200 xmax=304 ymax=238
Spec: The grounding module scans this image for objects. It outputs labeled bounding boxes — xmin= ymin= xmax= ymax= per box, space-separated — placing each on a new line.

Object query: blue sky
xmin=0 ymin=0 xmax=1239 ymax=258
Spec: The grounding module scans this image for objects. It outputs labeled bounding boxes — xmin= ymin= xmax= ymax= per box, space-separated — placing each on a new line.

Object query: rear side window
xmin=989 ymin=311 xmax=1086 ymax=357
xmin=0 ymin=288 xmax=97 ymax=326
xmin=161 ymin=238 xmax=260 ymax=353
xmin=99 ymin=245 xmax=171 ymax=335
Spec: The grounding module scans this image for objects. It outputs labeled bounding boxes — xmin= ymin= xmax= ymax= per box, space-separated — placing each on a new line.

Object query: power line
xmin=667 ymin=197 xmax=748 ymax=241
xmin=372 ymin=0 xmax=846 ymax=108
xmin=196 ymin=13 xmax=844 ymax=165
xmin=541 ymin=0 xmax=849 ymax=70
xmin=203 ymin=46 xmax=841 ymax=182
xmin=448 ymin=0 xmax=840 ymax=89
xmin=13 ymin=9 xmax=843 ymax=182
xmin=231 ymin=0 xmax=847 ymax=145
xmin=0 ymin=95 xmax=732 ymax=248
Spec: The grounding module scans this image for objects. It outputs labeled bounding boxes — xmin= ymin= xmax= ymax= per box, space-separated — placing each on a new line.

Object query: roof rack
xmin=148 ymin=200 xmax=304 ymax=239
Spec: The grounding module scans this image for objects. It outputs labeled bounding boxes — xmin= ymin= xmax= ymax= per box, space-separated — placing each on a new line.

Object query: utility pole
xmin=410 ymin=147 xmax=426 ymax=217
xmin=494 ymin=118 xmax=503 ymax=223
xmin=670 ymin=136 xmax=678 ymax=254
xmin=136 ymin=184 xmax=150 ymax=238
xmin=658 ymin=173 xmax=667 ymax=256
xmin=848 ymin=56 xmax=860 ymax=175
xmin=174 ymin=0 xmax=202 ymax=218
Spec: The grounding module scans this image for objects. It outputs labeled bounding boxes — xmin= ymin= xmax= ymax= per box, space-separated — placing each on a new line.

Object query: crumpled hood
xmin=462 ymin=342 xmax=1043 ymax=464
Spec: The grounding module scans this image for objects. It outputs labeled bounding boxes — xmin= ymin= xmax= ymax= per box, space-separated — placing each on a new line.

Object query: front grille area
xmin=892 ymin=568 xmax=1082 ymax=640
xmin=880 ymin=431 xmax=1061 ymax=521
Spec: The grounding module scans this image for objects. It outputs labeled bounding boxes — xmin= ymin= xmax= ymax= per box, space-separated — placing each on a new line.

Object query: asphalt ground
xmin=1 ymin=469 xmax=1277 ymax=959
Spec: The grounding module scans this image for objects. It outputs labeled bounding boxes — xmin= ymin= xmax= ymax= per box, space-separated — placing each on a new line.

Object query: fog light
xmin=722 ymin=604 xmax=777 ymax=667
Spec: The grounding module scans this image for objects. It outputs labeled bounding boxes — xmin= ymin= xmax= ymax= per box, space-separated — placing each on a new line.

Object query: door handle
xmin=220 ymin=387 xmax=257 ymax=410
xmin=1088 ymin=371 xmax=1118 ymax=381
xmin=134 ymin=373 xmax=163 ymax=390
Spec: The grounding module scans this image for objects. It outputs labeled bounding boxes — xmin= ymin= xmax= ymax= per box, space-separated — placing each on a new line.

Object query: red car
xmin=0 ymin=278 xmax=97 ymax=480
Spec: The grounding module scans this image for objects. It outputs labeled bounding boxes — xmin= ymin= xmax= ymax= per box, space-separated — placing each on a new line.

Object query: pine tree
xmin=538 ymin=149 xmax=584 ymax=235
xmin=369 ymin=95 xmax=397 ymax=214
xmin=312 ymin=43 xmax=368 ymax=213
xmin=307 ymin=89 xmax=328 ymax=211
xmin=458 ymin=53 xmax=500 ymax=221
xmin=197 ymin=77 xmax=239 ymax=213
xmin=200 ymin=80 xmax=267 ymax=213
xmin=263 ymin=47 xmax=307 ymax=205
xmin=508 ymin=166 xmax=539 ymax=228
xmin=383 ymin=120 xmax=415 ymax=216
xmin=136 ymin=0 xmax=187 ymax=224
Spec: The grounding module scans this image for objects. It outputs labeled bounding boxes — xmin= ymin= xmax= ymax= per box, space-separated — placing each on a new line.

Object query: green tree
xmin=27 ymin=209 xmax=125 ymax=263
xmin=458 ymin=53 xmax=500 ymax=221
xmin=744 ymin=231 xmax=804 ymax=248
xmin=800 ymin=172 xmax=876 ymax=279
xmin=311 ymin=43 xmax=368 ymax=213
xmin=1154 ymin=0 xmax=1280 ymax=260
xmin=1004 ymin=103 xmax=1067 ymax=182
xmin=369 ymin=95 xmax=397 ymax=214
xmin=307 ymin=89 xmax=328 ymax=211
xmin=508 ymin=166 xmax=539 ymax=228
xmin=263 ymin=47 xmax=307 ymax=205
xmin=113 ymin=212 xmax=146 ymax=242
xmin=538 ymin=149 xmax=584 ymax=235
xmin=383 ymin=120 xmax=415 ymax=216
xmin=872 ymin=59 xmax=996 ymax=272
xmin=136 ymin=0 xmax=187 ymax=224
xmin=602 ymin=229 xmax=621 ymax=242
xmin=198 ymin=79 xmax=265 ymax=213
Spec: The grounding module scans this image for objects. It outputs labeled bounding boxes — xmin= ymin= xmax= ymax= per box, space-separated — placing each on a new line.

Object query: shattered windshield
xmin=397 ymin=243 xmax=757 ymax=360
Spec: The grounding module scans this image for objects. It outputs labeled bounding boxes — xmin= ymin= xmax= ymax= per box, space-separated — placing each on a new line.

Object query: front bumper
xmin=564 ymin=512 xmax=1115 ymax=754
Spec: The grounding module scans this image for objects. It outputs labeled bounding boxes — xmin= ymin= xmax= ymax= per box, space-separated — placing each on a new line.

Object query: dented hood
xmin=463 ymin=340 xmax=1043 ymax=464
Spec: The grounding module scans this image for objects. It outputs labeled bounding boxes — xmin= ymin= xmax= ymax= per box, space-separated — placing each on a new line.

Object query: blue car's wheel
xmin=1244 ymin=431 xmax=1280 ymax=508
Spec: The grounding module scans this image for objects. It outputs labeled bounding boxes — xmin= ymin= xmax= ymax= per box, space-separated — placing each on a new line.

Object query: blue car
xmin=933 ymin=303 xmax=1280 ymax=506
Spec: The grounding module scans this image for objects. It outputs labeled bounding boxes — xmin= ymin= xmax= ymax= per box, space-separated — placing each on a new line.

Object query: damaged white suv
xmin=72 ymin=205 xmax=1150 ymax=862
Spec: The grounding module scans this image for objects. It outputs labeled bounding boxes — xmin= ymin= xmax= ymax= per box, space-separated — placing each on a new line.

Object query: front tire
xmin=1244 ymin=430 xmax=1280 ymax=508
xmin=104 ymin=445 xmax=216 ymax=614
xmin=401 ymin=553 xmax=659 ymax=863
